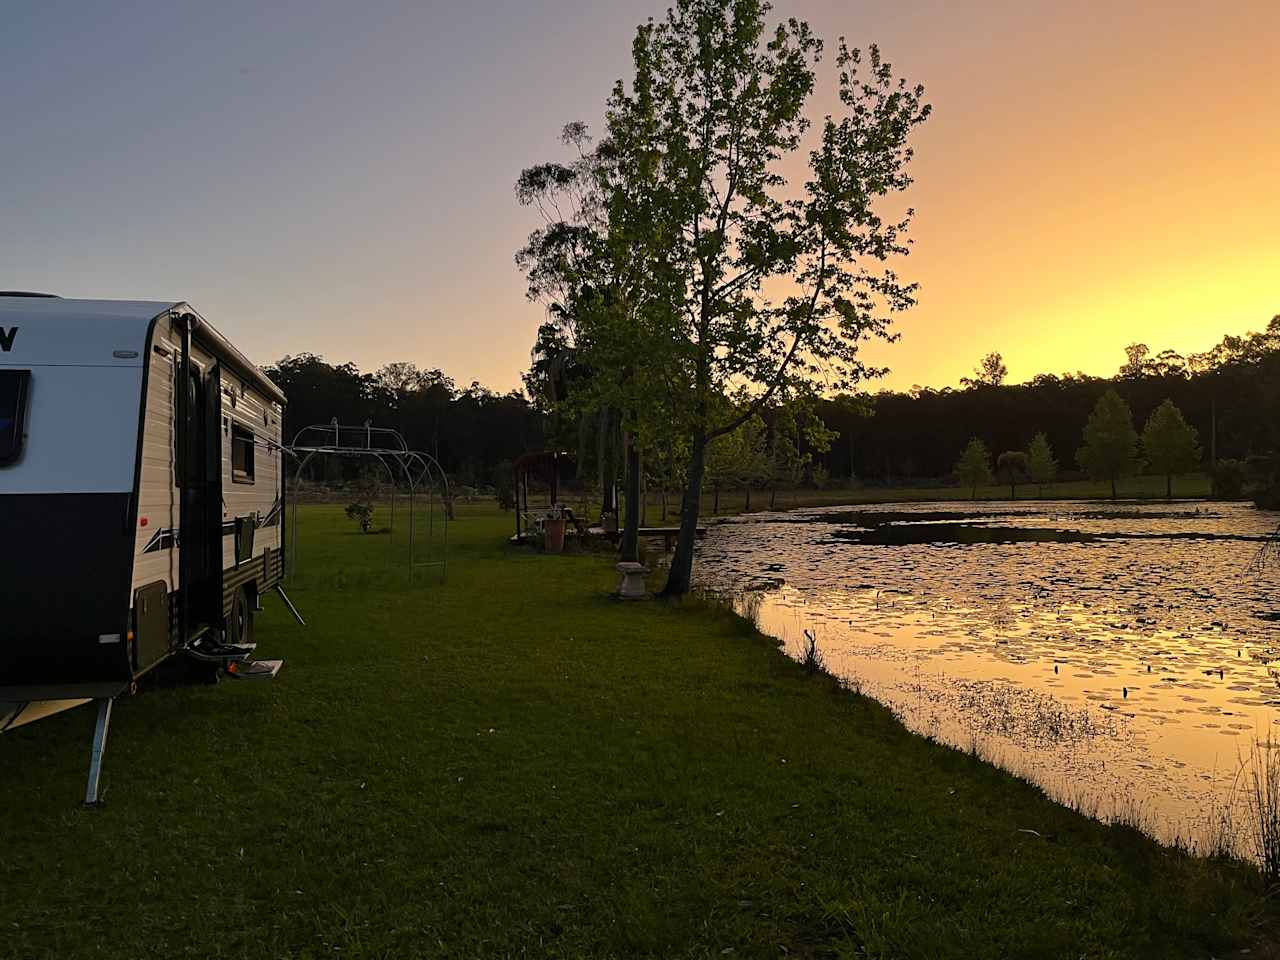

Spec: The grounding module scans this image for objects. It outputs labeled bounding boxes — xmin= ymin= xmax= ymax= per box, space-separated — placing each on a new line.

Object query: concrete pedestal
xmin=615 ymin=561 xmax=649 ymax=600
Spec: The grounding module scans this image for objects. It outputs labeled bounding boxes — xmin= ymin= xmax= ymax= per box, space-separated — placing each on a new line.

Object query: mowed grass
xmin=0 ymin=503 xmax=1272 ymax=959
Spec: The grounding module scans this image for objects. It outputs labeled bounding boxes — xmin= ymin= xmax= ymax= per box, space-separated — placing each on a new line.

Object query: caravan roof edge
xmin=171 ymin=303 xmax=286 ymax=406
xmin=0 ymin=295 xmax=285 ymax=406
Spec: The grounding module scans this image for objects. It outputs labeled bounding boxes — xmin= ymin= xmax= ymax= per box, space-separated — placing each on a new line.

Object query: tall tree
xmin=602 ymin=0 xmax=930 ymax=595
xmin=828 ymin=392 xmax=875 ymax=482
xmin=961 ymin=351 xmax=1007 ymax=388
xmin=1077 ymin=388 xmax=1141 ymax=499
xmin=1026 ymin=432 xmax=1058 ymax=497
xmin=514 ymin=123 xmax=664 ymax=557
xmin=1142 ymin=398 xmax=1201 ymax=499
xmin=996 ymin=450 xmax=1028 ymax=499
xmin=954 ymin=438 xmax=993 ymax=499
xmin=1119 ymin=343 xmax=1150 ymax=379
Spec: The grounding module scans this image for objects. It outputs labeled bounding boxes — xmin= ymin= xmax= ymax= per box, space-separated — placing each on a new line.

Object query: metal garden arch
xmin=286 ymin=421 xmax=448 ymax=582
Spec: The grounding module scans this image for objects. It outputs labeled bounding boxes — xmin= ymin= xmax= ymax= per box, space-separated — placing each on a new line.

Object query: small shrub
xmin=494 ymin=460 xmax=516 ymax=510
xmin=1245 ymin=736 xmax=1280 ymax=885
xmin=1212 ymin=458 xmax=1248 ymax=499
xmin=344 ymin=501 xmax=374 ymax=533
xmin=839 ymin=674 xmax=864 ymax=696
xmin=344 ymin=466 xmax=381 ymax=533
xmin=800 ymin=629 xmax=826 ymax=675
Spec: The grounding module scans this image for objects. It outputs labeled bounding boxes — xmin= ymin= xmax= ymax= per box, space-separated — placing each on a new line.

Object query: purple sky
xmin=4 ymin=1 xmax=1276 ymax=393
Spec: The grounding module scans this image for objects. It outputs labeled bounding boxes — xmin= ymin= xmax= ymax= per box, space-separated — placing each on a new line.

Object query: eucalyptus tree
xmin=603 ymin=0 xmax=930 ymax=595
xmin=516 ymin=124 xmax=615 ymax=495
xmin=961 ymin=352 xmax=1008 ymax=388
xmin=515 ymin=124 xmax=670 ymax=558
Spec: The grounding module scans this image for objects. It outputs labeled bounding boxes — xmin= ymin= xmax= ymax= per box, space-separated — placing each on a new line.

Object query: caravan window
xmin=231 ymin=423 xmax=255 ymax=483
xmin=0 ymin=370 xmax=31 ymax=466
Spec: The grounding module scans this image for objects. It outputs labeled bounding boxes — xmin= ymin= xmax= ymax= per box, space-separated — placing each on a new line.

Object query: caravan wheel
xmin=229 ymin=586 xmax=256 ymax=648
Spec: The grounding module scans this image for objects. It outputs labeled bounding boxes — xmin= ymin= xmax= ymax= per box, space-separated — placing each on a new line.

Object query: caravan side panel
xmin=218 ymin=369 xmax=285 ymax=617
xmin=128 ymin=324 xmax=286 ymax=666
xmin=131 ymin=316 xmax=180 ymax=596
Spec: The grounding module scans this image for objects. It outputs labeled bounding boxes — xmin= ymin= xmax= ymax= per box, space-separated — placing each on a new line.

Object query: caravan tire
xmin=229 ymin=586 xmax=256 ymax=648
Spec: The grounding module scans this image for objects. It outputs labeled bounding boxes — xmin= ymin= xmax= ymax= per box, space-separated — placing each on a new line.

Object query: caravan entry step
xmin=223 ymin=659 xmax=283 ymax=681
xmin=187 ymin=641 xmax=256 ymax=663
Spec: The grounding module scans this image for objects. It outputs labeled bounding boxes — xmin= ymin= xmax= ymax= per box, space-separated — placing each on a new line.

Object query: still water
xmin=693 ymin=500 xmax=1280 ymax=852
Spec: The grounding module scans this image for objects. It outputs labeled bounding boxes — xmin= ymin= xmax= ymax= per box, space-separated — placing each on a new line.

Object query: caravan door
xmin=177 ymin=359 xmax=224 ymax=637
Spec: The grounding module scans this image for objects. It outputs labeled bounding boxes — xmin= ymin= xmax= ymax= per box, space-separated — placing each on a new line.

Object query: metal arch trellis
xmin=285 ymin=420 xmax=449 ymax=582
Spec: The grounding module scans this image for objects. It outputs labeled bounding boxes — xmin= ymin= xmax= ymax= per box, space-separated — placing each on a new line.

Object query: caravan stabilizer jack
xmin=84 ymin=698 xmax=113 ymax=806
xmin=275 ymin=585 xmax=306 ymax=626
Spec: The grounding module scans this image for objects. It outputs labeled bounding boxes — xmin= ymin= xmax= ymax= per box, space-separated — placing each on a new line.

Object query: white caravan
xmin=0 ymin=293 xmax=296 ymax=800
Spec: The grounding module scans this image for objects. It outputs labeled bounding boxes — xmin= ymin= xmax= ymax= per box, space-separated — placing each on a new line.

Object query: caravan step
xmin=222 ymin=659 xmax=283 ymax=681
xmin=187 ymin=641 xmax=256 ymax=663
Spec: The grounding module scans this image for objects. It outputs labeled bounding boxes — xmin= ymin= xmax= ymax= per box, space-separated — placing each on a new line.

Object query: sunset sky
xmin=3 ymin=1 xmax=1276 ymax=393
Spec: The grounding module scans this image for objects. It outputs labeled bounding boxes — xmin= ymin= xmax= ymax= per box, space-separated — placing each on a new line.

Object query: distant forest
xmin=264 ymin=316 xmax=1278 ymax=493
xmin=264 ymin=355 xmax=543 ymax=488
xmin=819 ymin=318 xmax=1280 ymax=484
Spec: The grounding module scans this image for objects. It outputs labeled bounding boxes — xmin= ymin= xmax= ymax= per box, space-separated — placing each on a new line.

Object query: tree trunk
xmin=1111 ymin=475 xmax=1118 ymax=500
xmin=1009 ymin=479 xmax=1015 ymax=499
xmin=661 ymin=486 xmax=668 ymax=520
xmin=640 ymin=452 xmax=647 ymax=526
xmin=1210 ymin=395 xmax=1217 ymax=470
xmin=769 ymin=486 xmax=777 ymax=509
xmin=597 ymin=407 xmax=610 ymax=516
xmin=713 ymin=483 xmax=720 ymax=516
xmin=744 ymin=485 xmax=752 ymax=512
xmin=621 ymin=434 xmax=641 ymax=564
xmin=1166 ymin=472 xmax=1172 ymax=500
xmin=661 ymin=433 xmax=707 ymax=597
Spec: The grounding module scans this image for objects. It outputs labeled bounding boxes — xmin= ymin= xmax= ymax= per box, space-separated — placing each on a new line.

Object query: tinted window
xmin=0 ymin=370 xmax=30 ymax=466
xmin=231 ymin=422 xmax=255 ymax=483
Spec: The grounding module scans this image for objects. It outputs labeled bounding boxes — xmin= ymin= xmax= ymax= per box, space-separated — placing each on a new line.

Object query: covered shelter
xmin=511 ymin=449 xmax=587 ymax=542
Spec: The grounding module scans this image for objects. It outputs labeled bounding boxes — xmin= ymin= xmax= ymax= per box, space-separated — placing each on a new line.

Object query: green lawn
xmin=1 ymin=504 xmax=1272 ymax=959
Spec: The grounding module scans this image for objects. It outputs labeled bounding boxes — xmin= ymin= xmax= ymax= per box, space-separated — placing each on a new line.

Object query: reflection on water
xmin=693 ymin=500 xmax=1280 ymax=853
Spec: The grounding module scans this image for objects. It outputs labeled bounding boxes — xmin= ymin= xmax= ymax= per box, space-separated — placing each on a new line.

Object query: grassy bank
xmin=675 ymin=473 xmax=1215 ymax=519
xmin=1 ymin=504 xmax=1272 ymax=959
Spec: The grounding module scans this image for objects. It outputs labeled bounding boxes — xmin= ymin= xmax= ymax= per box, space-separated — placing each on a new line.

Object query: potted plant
xmin=544 ymin=505 xmax=567 ymax=553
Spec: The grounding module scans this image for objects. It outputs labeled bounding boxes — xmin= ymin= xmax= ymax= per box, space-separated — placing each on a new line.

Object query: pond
xmin=692 ymin=500 xmax=1280 ymax=854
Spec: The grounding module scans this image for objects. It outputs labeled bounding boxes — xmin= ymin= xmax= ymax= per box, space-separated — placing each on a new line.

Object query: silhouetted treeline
xmin=264 ymin=355 xmax=543 ymax=487
xmin=816 ymin=321 xmax=1280 ymax=483
xmin=263 ymin=317 xmax=1277 ymax=494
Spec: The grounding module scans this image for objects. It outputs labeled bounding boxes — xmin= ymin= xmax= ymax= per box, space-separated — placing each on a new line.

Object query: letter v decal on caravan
xmin=0 ymin=326 xmax=17 ymax=351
